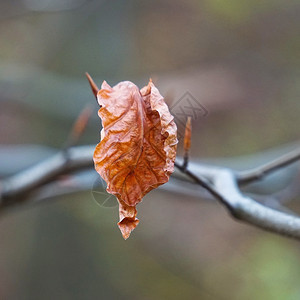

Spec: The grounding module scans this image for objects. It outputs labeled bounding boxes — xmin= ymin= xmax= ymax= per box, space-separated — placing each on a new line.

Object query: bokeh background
xmin=0 ymin=0 xmax=300 ymax=299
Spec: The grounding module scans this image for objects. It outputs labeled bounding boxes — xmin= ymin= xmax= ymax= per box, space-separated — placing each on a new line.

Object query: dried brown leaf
xmin=93 ymin=79 xmax=178 ymax=239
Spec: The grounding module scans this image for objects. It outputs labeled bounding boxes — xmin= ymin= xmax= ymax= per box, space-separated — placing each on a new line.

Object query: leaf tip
xmin=101 ymin=80 xmax=112 ymax=89
xmin=118 ymin=218 xmax=139 ymax=240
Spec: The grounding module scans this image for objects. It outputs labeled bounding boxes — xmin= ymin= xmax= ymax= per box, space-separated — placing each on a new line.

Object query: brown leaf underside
xmin=93 ymin=79 xmax=177 ymax=239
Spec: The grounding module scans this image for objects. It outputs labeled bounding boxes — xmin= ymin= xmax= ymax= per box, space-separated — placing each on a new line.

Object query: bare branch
xmin=174 ymin=162 xmax=235 ymax=214
xmin=237 ymin=146 xmax=300 ymax=184
xmin=214 ymin=169 xmax=300 ymax=238
xmin=1 ymin=144 xmax=300 ymax=240
xmin=175 ymin=157 xmax=300 ymax=239
xmin=0 ymin=146 xmax=93 ymax=207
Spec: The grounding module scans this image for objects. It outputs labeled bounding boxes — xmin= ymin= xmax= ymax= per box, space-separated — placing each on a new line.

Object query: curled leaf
xmin=93 ymin=79 xmax=178 ymax=239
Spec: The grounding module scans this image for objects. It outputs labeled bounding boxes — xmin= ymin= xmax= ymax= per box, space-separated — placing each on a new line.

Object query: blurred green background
xmin=0 ymin=0 xmax=300 ymax=299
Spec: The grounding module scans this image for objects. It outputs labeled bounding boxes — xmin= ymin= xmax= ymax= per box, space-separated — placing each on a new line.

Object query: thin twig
xmin=174 ymin=162 xmax=235 ymax=214
xmin=237 ymin=147 xmax=300 ymax=184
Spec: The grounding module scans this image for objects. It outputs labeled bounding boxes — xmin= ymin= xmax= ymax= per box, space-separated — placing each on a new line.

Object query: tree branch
xmin=237 ymin=146 xmax=300 ymax=184
xmin=1 ymin=144 xmax=300 ymax=240
xmin=175 ymin=161 xmax=300 ymax=239
xmin=0 ymin=146 xmax=93 ymax=207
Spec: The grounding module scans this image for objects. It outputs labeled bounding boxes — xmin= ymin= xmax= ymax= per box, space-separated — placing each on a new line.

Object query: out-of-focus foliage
xmin=0 ymin=0 xmax=299 ymax=299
